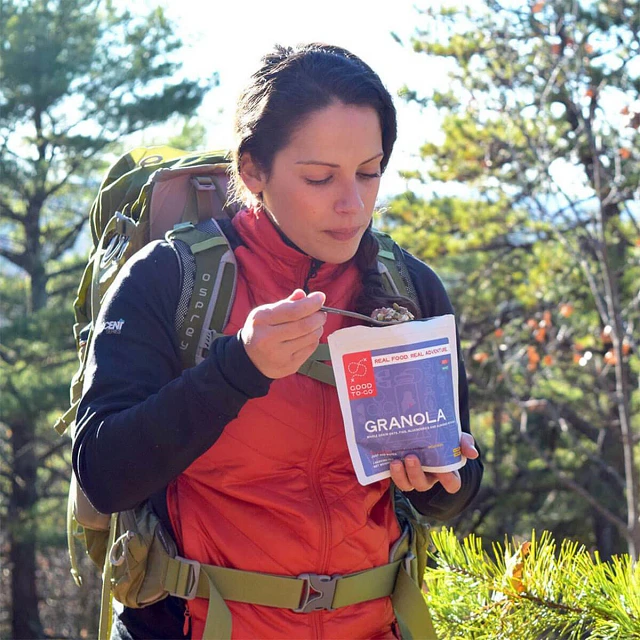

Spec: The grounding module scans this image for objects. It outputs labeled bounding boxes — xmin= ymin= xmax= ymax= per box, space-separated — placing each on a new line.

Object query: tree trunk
xmin=9 ymin=420 xmax=44 ymax=639
xmin=29 ymin=263 xmax=48 ymax=315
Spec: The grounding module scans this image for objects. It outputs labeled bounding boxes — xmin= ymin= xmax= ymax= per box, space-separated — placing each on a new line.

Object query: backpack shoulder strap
xmin=372 ymin=228 xmax=416 ymax=303
xmin=167 ymin=219 xmax=237 ymax=369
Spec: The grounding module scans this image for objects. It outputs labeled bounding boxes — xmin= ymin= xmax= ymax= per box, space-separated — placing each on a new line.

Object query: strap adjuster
xmin=191 ymin=176 xmax=216 ymax=191
xmin=294 ymin=573 xmax=340 ymax=613
xmin=169 ymin=556 xmax=201 ymax=600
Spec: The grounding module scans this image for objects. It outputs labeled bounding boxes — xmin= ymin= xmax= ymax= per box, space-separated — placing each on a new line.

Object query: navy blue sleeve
xmin=400 ymin=250 xmax=484 ymax=521
xmin=73 ymin=241 xmax=272 ymax=514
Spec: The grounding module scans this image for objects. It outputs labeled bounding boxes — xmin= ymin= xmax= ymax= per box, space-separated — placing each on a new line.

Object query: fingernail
xmin=406 ymin=456 xmax=418 ymax=467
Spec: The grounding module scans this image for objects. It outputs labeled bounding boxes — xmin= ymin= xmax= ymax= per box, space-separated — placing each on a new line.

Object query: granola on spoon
xmin=370 ymin=303 xmax=415 ymax=324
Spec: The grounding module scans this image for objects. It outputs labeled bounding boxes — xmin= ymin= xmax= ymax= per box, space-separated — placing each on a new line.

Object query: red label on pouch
xmin=342 ymin=351 xmax=377 ymax=400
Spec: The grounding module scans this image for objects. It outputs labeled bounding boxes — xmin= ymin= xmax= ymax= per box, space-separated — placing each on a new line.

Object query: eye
xmin=305 ymin=176 xmax=332 ymax=185
xmin=357 ymin=172 xmax=381 ymax=180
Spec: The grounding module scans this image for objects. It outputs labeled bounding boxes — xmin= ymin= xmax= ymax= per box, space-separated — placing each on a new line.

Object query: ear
xmin=239 ymin=152 xmax=266 ymax=195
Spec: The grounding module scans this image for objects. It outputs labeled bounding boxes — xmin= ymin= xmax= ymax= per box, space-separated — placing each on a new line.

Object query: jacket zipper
xmin=310 ymin=383 xmax=331 ymax=639
xmin=302 ymin=256 xmax=327 ymax=639
xmin=302 ymin=258 xmax=322 ymax=293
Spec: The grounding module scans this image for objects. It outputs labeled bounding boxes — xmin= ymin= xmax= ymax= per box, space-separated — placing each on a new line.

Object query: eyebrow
xmin=295 ymin=152 xmax=384 ymax=168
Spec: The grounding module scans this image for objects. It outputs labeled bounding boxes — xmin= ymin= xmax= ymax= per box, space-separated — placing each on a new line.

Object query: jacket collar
xmin=232 ymin=206 xmax=351 ymax=291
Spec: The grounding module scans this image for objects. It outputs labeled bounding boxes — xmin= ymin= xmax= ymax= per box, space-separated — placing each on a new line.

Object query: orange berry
xmin=560 ymin=304 xmax=574 ymax=318
xmin=534 ymin=328 xmax=547 ymax=343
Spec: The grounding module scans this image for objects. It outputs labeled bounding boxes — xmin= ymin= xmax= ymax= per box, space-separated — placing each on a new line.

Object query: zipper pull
xmin=303 ymin=258 xmax=322 ymax=293
xmin=183 ymin=605 xmax=191 ymax=636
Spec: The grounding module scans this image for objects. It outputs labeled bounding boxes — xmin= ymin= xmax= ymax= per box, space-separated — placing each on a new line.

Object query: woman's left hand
xmin=389 ymin=432 xmax=479 ymax=494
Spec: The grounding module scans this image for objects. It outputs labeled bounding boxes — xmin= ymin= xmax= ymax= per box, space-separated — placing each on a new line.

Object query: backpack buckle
xmin=170 ymin=556 xmax=201 ymax=601
xmin=294 ymin=573 xmax=340 ymax=613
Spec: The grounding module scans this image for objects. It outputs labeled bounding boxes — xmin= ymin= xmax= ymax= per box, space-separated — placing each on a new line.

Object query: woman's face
xmin=242 ymin=101 xmax=384 ymax=264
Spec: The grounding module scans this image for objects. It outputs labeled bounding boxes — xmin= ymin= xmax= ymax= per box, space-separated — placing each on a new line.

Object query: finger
xmin=255 ymin=291 xmax=327 ymax=326
xmin=290 ymin=333 xmax=325 ymax=365
xmin=403 ymin=456 xmax=434 ymax=492
xmin=460 ymin=432 xmax=479 ymax=459
xmin=287 ymin=288 xmax=308 ymax=301
xmin=287 ymin=326 xmax=325 ymax=358
xmin=434 ymin=470 xmax=461 ymax=494
xmin=390 ymin=460 xmax=413 ymax=492
xmin=278 ymin=310 xmax=327 ymax=342
xmin=254 ymin=310 xmax=325 ymax=347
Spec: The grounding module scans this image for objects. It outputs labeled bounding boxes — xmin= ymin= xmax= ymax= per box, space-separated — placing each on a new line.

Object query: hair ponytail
xmin=353 ymin=228 xmax=421 ymax=319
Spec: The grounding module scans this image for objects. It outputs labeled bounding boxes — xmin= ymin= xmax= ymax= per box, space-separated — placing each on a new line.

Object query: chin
xmin=316 ymin=243 xmax=360 ymax=265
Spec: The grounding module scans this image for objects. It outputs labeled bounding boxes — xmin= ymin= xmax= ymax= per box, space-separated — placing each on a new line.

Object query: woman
xmin=74 ymin=43 xmax=483 ymax=639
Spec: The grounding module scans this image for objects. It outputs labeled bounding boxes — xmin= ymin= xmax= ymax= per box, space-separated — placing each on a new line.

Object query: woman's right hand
xmin=241 ymin=289 xmax=327 ymax=379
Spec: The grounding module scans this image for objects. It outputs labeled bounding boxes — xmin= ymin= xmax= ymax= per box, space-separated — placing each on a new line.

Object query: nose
xmin=335 ymin=178 xmax=365 ymax=215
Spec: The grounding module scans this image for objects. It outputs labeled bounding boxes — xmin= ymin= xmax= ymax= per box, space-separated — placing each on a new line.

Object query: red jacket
xmin=167 ymin=208 xmax=401 ymax=639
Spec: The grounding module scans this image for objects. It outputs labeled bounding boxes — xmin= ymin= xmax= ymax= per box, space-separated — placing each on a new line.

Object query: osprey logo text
xmin=104 ymin=319 xmax=125 ymax=334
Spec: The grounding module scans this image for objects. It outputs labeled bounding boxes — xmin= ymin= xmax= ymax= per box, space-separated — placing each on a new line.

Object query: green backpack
xmin=54 ymin=146 xmax=437 ymax=640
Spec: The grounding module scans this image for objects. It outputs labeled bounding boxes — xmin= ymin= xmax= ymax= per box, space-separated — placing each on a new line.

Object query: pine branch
xmin=0 ymin=243 xmax=27 ymax=270
xmin=519 ymin=410 xmax=627 ymax=535
xmin=424 ymin=528 xmax=640 ymax=639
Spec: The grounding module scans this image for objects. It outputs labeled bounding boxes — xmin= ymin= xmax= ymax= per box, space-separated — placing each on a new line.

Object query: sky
xmin=141 ymin=0 xmax=453 ymax=199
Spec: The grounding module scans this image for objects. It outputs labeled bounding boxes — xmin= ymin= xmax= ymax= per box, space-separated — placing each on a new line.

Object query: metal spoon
xmin=320 ymin=306 xmax=395 ymax=327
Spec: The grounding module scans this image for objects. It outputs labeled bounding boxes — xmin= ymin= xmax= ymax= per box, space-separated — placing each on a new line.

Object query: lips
xmin=324 ymin=227 xmax=362 ymax=241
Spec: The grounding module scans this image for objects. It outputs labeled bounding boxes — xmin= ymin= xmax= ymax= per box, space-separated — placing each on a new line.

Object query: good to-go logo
xmin=343 ymin=351 xmax=377 ymax=400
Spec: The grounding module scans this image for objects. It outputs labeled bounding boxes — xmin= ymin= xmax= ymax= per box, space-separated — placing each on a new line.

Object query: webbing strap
xmin=208 ymin=261 xmax=235 ymax=336
xmin=67 ymin=486 xmax=82 ymax=587
xmin=309 ymin=343 xmax=330 ymax=360
xmin=54 ymin=398 xmax=80 ymax=435
xmin=192 ymin=176 xmax=228 ymax=222
xmin=164 ymin=558 xmax=436 ymax=640
xmin=199 ymin=570 xmax=233 ymax=640
xmin=297 ymin=343 xmax=336 ymax=386
xmin=297 ymin=359 xmax=336 ymax=385
xmin=98 ymin=514 xmax=119 ymax=640
xmin=191 ymin=176 xmax=216 ymax=223
xmin=392 ymin=565 xmax=437 ymax=640
xmin=199 ymin=560 xmax=400 ymax=607
xmin=374 ymin=230 xmax=412 ymax=300
xmin=164 ymin=556 xmax=401 ymax=609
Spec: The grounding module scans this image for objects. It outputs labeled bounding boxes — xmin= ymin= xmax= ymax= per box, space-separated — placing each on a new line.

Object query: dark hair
xmin=230 ymin=42 xmax=419 ymax=319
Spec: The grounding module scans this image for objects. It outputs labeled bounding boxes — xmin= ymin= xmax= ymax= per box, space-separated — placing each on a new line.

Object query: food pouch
xmin=328 ymin=314 xmax=466 ymax=485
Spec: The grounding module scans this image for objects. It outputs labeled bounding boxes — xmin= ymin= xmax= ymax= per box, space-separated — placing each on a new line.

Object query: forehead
xmin=283 ymin=102 xmax=382 ymax=162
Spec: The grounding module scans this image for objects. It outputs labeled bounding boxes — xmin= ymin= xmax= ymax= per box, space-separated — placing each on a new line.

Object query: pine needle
xmin=423 ymin=527 xmax=640 ymax=639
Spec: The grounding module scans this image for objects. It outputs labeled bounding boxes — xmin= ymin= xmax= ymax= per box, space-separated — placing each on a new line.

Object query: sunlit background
xmin=128 ymin=0 xmax=453 ymax=198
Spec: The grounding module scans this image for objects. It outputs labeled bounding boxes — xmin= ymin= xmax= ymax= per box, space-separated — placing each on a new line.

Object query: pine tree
xmin=388 ymin=0 xmax=640 ymax=559
xmin=0 ymin=1 xmax=212 ymax=636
